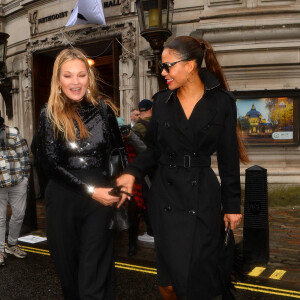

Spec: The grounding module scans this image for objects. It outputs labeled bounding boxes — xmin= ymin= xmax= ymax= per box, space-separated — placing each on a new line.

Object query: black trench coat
xmin=126 ymin=69 xmax=241 ymax=300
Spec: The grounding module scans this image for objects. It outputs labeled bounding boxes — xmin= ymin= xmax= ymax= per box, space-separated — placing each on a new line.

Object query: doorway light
xmin=88 ymin=58 xmax=95 ymax=66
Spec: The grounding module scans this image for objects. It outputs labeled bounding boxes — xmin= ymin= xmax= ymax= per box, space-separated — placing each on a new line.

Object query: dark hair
xmin=164 ymin=36 xmax=229 ymax=90
xmin=164 ymin=36 xmax=249 ymax=163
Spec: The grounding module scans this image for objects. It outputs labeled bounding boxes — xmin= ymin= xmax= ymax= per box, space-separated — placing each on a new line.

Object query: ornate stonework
xmin=29 ymin=10 xmax=39 ymax=35
xmin=119 ymin=22 xmax=136 ymax=63
xmin=23 ymin=53 xmax=33 ymax=103
xmin=118 ymin=23 xmax=138 ymax=122
xmin=121 ymin=0 xmax=131 ymax=15
xmin=26 ymin=22 xmax=136 ymax=61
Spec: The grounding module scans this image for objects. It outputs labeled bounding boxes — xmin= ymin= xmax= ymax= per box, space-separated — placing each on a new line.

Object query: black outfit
xmin=127 ymin=120 xmax=154 ymax=256
xmin=125 ymin=70 xmax=241 ymax=300
xmin=37 ymin=100 xmax=122 ymax=300
xmin=31 ymin=131 xmax=48 ymax=198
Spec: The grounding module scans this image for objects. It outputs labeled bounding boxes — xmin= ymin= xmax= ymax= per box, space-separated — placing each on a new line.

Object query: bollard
xmin=243 ymin=165 xmax=269 ymax=265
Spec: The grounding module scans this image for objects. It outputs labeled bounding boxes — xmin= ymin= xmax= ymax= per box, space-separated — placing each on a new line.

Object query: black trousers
xmin=45 ymin=170 xmax=115 ymax=300
xmin=128 ymin=179 xmax=153 ymax=248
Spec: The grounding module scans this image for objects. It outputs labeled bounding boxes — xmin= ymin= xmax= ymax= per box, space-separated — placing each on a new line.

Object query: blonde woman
xmin=37 ymin=48 xmax=122 ymax=299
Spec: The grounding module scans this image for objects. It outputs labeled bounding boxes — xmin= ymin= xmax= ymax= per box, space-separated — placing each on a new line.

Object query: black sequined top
xmin=37 ymin=99 xmax=122 ymax=195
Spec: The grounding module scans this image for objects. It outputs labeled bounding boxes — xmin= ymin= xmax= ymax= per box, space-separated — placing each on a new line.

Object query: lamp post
xmin=0 ymin=32 xmax=12 ymax=119
xmin=136 ymin=0 xmax=174 ymax=76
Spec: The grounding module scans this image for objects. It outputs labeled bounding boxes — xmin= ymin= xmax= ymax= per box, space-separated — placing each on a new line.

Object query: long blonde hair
xmin=47 ymin=47 xmax=100 ymax=141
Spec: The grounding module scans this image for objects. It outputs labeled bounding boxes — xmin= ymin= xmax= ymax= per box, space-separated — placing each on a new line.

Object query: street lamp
xmin=0 ymin=32 xmax=12 ymax=118
xmin=136 ymin=0 xmax=174 ymax=75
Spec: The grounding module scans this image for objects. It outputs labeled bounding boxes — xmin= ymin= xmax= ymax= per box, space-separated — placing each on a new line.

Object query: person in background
xmin=0 ymin=114 xmax=30 ymax=267
xmin=130 ymin=108 xmax=141 ymax=128
xmin=117 ymin=36 xmax=248 ymax=300
xmin=36 ymin=47 xmax=123 ymax=299
xmin=131 ymin=99 xmax=152 ymax=140
xmin=130 ymin=99 xmax=154 ymax=244
xmin=31 ymin=131 xmax=48 ymax=199
xmin=117 ymin=117 xmax=146 ymax=256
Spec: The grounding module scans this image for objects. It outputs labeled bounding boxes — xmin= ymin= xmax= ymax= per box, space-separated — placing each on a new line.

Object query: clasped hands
xmin=92 ymin=173 xmax=243 ymax=231
xmin=91 ymin=174 xmax=135 ymax=207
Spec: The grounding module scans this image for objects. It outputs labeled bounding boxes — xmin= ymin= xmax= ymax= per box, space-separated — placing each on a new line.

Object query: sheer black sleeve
xmin=37 ymin=107 xmax=91 ymax=196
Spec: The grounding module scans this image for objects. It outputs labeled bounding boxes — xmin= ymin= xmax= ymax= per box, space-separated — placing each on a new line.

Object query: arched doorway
xmin=32 ymin=38 xmax=121 ymax=128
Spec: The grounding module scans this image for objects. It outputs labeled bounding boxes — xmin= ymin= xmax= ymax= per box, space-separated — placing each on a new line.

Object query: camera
xmin=119 ymin=125 xmax=131 ymax=136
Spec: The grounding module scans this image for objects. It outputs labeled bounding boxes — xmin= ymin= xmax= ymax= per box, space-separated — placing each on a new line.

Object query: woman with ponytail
xmin=117 ymin=36 xmax=248 ymax=299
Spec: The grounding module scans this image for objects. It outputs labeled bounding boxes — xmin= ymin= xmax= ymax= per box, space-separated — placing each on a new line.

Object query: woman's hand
xmin=224 ymin=213 xmax=242 ymax=230
xmin=116 ymin=174 xmax=135 ymax=208
xmin=91 ymin=187 xmax=121 ymax=206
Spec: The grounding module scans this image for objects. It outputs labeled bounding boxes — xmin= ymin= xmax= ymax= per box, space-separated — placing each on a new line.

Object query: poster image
xmin=236 ymin=97 xmax=294 ymax=144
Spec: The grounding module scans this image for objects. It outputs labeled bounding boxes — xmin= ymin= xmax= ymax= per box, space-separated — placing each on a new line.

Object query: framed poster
xmin=233 ymin=90 xmax=299 ymax=145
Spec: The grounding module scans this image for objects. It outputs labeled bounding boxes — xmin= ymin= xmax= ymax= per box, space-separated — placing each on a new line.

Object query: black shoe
xmin=128 ymin=244 xmax=137 ymax=256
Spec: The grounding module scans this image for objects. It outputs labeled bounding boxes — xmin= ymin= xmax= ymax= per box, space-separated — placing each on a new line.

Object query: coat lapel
xmin=162 ymin=69 xmax=221 ymax=147
xmin=169 ymin=94 xmax=218 ymax=147
xmin=192 ymin=97 xmax=218 ymax=131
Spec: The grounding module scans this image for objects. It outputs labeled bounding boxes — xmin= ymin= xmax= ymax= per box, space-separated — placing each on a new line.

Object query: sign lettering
xmin=38 ymin=11 xmax=68 ymax=24
xmin=103 ymin=0 xmax=121 ymax=8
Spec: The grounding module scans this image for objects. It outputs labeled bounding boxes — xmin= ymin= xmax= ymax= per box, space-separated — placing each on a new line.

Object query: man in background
xmin=130 ymin=108 xmax=140 ymax=128
xmin=131 ymin=99 xmax=154 ymax=244
xmin=0 ymin=114 xmax=30 ymax=266
xmin=132 ymin=99 xmax=152 ymax=140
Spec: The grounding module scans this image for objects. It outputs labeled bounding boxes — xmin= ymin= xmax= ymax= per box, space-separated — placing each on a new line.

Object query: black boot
xmin=128 ymin=243 xmax=137 ymax=256
xmin=128 ymin=200 xmax=139 ymax=256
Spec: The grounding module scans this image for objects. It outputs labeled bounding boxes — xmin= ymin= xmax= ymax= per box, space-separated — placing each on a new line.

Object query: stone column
xmin=4 ymin=53 xmax=33 ymax=144
xmin=21 ymin=53 xmax=34 ymax=143
xmin=119 ymin=22 xmax=138 ymax=124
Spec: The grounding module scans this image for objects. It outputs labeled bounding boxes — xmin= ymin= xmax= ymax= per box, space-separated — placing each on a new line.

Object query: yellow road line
xmin=115 ymin=264 xmax=157 ymax=275
xmin=234 ymin=285 xmax=300 ymax=298
xmin=18 ymin=246 xmax=156 ymax=273
xmin=115 ymin=262 xmax=157 ymax=274
xmin=248 ymin=266 xmax=266 ymax=277
xmin=24 ymin=249 xmax=51 ymax=256
xmin=234 ymin=282 xmax=300 ymax=295
xmin=115 ymin=262 xmax=157 ymax=272
xmin=20 ymin=245 xmax=49 ymax=253
xmin=270 ymin=269 xmax=287 ymax=280
xmin=15 ymin=245 xmax=300 ymax=298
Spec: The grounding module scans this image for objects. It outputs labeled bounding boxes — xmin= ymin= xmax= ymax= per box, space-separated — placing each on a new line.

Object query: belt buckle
xmin=183 ymin=155 xmax=191 ymax=168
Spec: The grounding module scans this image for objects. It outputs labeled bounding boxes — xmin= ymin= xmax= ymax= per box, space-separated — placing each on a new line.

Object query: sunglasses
xmin=159 ymin=59 xmax=187 ymax=73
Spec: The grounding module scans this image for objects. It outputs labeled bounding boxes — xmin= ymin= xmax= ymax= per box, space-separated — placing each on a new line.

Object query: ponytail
xmin=200 ymin=40 xmax=229 ymax=90
xmin=200 ymin=39 xmax=249 ymax=163
xmin=236 ymin=124 xmax=249 ymax=163
xmin=164 ymin=36 xmax=249 ymax=164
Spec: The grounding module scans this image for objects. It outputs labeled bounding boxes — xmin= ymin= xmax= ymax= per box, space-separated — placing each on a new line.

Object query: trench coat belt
xmin=159 ymin=153 xmax=211 ymax=168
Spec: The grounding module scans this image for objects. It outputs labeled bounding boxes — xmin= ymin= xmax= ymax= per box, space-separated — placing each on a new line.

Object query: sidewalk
xmin=114 ymin=206 xmax=300 ymax=285
xmin=235 ymin=206 xmax=300 ymax=271
xmin=32 ymin=203 xmax=300 ymax=283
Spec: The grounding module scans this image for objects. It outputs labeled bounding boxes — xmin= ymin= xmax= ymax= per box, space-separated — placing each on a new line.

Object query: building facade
xmin=0 ymin=0 xmax=300 ymax=185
